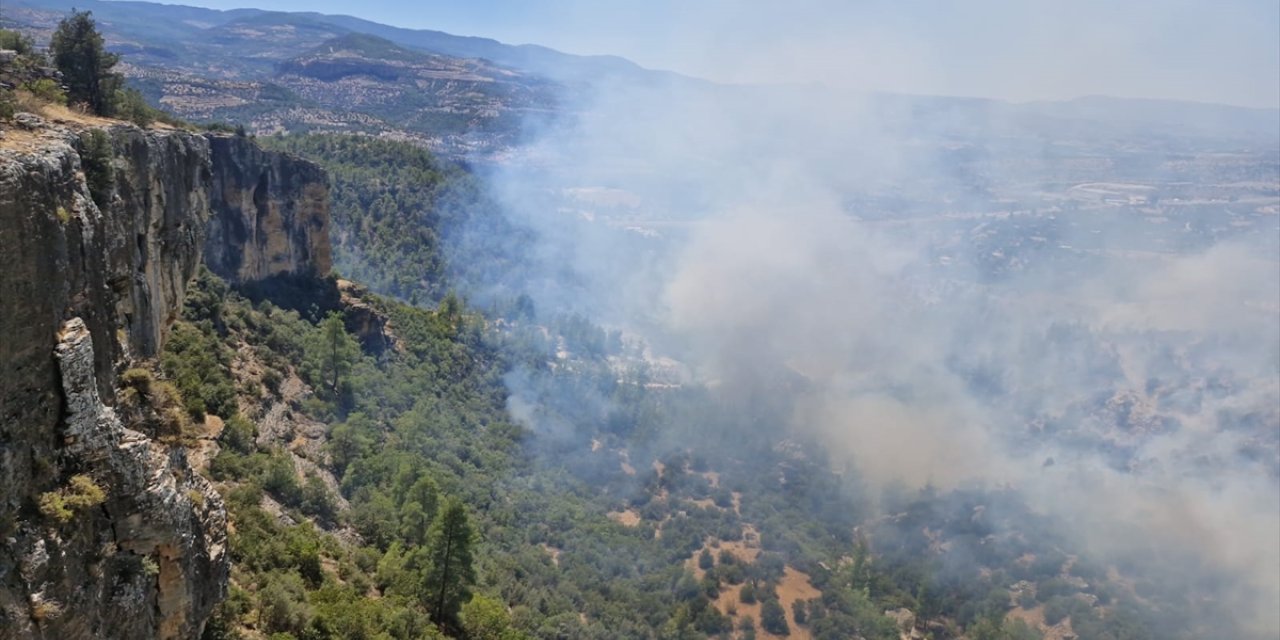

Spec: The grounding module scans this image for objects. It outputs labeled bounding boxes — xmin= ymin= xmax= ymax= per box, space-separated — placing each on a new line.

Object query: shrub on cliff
xmin=116 ymin=87 xmax=154 ymax=127
xmin=79 ymin=129 xmax=114 ymax=209
xmin=38 ymin=475 xmax=107 ymax=523
xmin=1 ymin=28 xmax=52 ymax=119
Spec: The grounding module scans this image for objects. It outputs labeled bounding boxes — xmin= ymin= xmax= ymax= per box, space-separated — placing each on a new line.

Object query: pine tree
xmin=309 ymin=311 xmax=358 ymax=401
xmin=399 ymin=501 xmax=431 ymax=546
xmin=50 ymin=10 xmax=122 ymax=116
xmin=420 ymin=498 xmax=476 ymax=629
xmin=323 ymin=312 xmax=345 ymax=393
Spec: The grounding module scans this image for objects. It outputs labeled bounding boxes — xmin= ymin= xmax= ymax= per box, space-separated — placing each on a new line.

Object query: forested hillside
xmin=169 ymin=132 xmax=1204 ymax=640
xmin=176 ymin=265 xmax=923 ymax=640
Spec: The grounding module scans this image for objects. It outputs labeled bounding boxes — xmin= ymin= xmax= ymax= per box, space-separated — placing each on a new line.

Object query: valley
xmin=1 ymin=2 xmax=1277 ymax=640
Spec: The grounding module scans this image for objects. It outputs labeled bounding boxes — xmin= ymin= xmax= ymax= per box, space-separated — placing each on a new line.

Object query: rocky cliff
xmin=0 ymin=117 xmax=331 ymax=639
xmin=204 ymin=134 xmax=331 ymax=284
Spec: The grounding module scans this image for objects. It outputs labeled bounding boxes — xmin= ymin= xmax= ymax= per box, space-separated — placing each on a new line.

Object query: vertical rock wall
xmin=204 ymin=134 xmax=332 ymax=283
xmin=0 ymin=121 xmax=331 ymax=639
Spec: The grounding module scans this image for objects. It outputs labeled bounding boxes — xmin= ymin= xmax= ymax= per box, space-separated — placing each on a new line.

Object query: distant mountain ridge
xmin=5 ymin=0 xmax=693 ymax=85
xmin=4 ymin=0 xmax=1276 ymax=155
xmin=3 ymin=0 xmax=589 ymax=153
xmin=1023 ymin=94 xmax=1280 ymax=139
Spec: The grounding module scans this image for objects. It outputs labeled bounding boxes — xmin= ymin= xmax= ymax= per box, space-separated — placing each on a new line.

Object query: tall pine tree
xmin=420 ymin=498 xmax=476 ymax=630
xmin=50 ymin=10 xmax=122 ymax=116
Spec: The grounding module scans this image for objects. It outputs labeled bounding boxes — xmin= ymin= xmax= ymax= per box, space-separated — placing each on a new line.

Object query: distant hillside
xmin=272 ymin=32 xmax=559 ymax=147
xmin=290 ymin=11 xmax=696 ymax=87
xmin=5 ymin=0 xmax=1276 ymax=157
xmin=1023 ymin=94 xmax=1280 ymax=140
xmin=4 ymin=0 xmax=693 ymax=85
xmin=4 ymin=0 xmax=589 ymax=153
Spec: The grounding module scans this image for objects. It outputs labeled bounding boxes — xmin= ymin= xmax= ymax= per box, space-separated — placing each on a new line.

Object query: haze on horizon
xmin=138 ymin=0 xmax=1280 ymax=109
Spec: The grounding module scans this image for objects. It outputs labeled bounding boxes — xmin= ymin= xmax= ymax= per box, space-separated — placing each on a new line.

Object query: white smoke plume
xmin=470 ymin=2 xmax=1280 ymax=635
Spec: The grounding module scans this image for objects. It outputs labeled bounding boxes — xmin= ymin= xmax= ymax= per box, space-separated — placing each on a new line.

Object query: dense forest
xmin=169 ymin=267 xmax=918 ymax=639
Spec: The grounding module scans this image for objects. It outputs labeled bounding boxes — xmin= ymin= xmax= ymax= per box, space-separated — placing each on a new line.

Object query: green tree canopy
xmin=0 ymin=29 xmax=35 ymax=55
xmin=302 ymin=311 xmax=360 ymax=405
xmin=420 ymin=497 xmax=476 ymax=630
xmin=460 ymin=594 xmax=530 ymax=640
xmin=50 ymin=10 xmax=122 ymax=116
xmin=761 ymin=598 xmax=790 ymax=636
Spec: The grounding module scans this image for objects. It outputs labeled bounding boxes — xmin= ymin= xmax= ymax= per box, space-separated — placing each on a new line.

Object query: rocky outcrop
xmin=0 ymin=318 xmax=228 ymax=639
xmin=337 ymin=279 xmax=399 ymax=354
xmin=0 ymin=118 xmax=330 ymax=639
xmin=205 ymin=134 xmax=331 ymax=284
xmin=885 ymin=608 xmax=925 ymax=640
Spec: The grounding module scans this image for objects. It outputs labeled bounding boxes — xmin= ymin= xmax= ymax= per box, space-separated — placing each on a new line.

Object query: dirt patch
xmin=1 ymin=94 xmax=173 ymax=152
xmin=1061 ymin=554 xmax=1078 ymax=576
xmin=1106 ymin=566 xmax=1149 ymax=605
xmin=683 ymin=525 xmax=760 ymax=568
xmin=1006 ymin=605 xmax=1076 ymax=640
xmin=230 ymin=343 xmax=270 ymax=417
xmin=776 ymin=566 xmax=821 ymax=611
xmin=708 ymin=565 xmax=821 ymax=640
xmin=618 ymin=447 xmax=637 ymax=475
xmin=608 ymin=509 xmax=641 ymax=527
xmin=685 ymin=536 xmax=747 ymax=580
xmin=690 ymin=497 xmax=723 ymax=511
xmin=771 ymin=566 xmax=822 ymax=640
xmin=653 ymin=512 xmax=673 ymax=539
xmin=922 ymin=527 xmax=951 ymax=553
xmin=236 ymin=347 xmax=350 ymax=516
xmin=0 ymin=126 xmax=46 ymax=152
xmin=690 ymin=524 xmax=829 ymax=638
xmin=320 ymin=556 xmax=343 ymax=582
xmin=259 ymin=494 xmax=297 ymax=527
xmin=0 ymin=101 xmax=123 ymax=153
xmin=33 ymin=102 xmax=117 ymax=127
xmin=539 ymin=543 xmax=562 ymax=566
xmin=715 ymin=583 xmax=762 ymax=636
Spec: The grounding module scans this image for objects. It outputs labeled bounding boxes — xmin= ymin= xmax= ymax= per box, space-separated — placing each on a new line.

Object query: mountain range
xmin=4 ymin=0 xmax=1277 ymax=157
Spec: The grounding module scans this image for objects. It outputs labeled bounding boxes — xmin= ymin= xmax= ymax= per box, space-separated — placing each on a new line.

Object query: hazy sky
xmin=154 ymin=0 xmax=1279 ymax=107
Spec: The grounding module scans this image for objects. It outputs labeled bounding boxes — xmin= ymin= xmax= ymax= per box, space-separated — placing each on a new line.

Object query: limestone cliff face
xmin=0 ymin=119 xmax=330 ymax=639
xmin=205 ymin=134 xmax=332 ymax=284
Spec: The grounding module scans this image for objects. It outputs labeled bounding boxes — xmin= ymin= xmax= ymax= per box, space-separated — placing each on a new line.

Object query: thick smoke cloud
xmin=656 ymin=185 xmax=1279 ymax=632
xmin=466 ymin=5 xmax=1280 ymax=636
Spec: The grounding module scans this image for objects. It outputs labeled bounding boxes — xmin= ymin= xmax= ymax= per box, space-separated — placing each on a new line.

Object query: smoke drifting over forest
xmin=444 ymin=8 xmax=1280 ymax=637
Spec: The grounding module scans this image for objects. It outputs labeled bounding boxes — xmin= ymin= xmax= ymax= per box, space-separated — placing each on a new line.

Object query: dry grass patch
xmin=607 ymin=509 xmax=641 ymax=527
xmin=32 ymin=100 xmax=116 ymax=127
